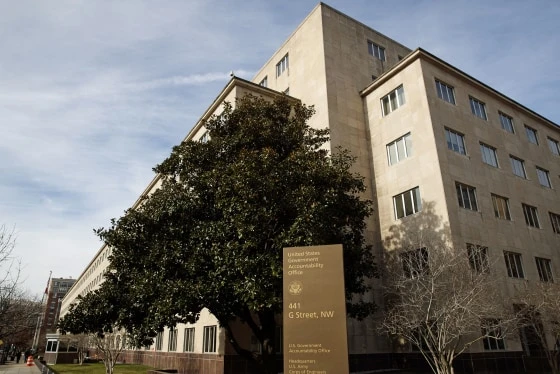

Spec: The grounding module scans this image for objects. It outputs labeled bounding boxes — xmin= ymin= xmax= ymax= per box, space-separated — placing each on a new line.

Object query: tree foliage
xmin=62 ymin=95 xmax=375 ymax=373
xmin=58 ymin=286 xmax=131 ymax=374
xmin=380 ymin=203 xmax=515 ymax=374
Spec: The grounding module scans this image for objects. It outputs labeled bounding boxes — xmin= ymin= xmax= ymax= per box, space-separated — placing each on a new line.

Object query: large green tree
xmin=68 ymin=95 xmax=375 ymax=373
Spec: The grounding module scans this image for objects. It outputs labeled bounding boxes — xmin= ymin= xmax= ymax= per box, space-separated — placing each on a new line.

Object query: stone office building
xmin=60 ymin=3 xmax=559 ymax=373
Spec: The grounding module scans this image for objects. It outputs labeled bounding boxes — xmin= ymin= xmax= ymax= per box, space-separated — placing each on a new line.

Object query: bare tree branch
xmin=380 ymin=203 xmax=516 ymax=374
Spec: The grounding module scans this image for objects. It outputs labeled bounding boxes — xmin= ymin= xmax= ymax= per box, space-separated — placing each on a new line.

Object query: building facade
xmin=37 ymin=277 xmax=75 ymax=353
xmin=60 ymin=3 xmax=559 ymax=373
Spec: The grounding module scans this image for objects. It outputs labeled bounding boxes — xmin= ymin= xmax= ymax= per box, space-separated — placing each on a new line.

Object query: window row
xmin=153 ymin=325 xmax=216 ymax=353
xmin=435 ymin=79 xmax=560 ymax=155
xmin=392 ymin=182 xmax=560 ymax=234
xmin=445 ymin=128 xmax=554 ymax=188
xmin=455 ymin=182 xmax=560 ymax=230
xmin=402 ymin=246 xmax=554 ymax=283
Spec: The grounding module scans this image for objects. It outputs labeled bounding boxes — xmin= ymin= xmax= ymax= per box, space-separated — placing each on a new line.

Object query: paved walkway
xmin=0 ymin=360 xmax=41 ymax=373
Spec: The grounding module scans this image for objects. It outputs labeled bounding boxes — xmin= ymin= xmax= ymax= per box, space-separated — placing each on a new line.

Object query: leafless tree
xmin=515 ymin=280 xmax=560 ymax=374
xmin=90 ymin=329 xmax=127 ymax=374
xmin=0 ymin=225 xmax=40 ymax=343
xmin=59 ymin=333 xmax=91 ymax=365
xmin=380 ymin=203 xmax=516 ymax=374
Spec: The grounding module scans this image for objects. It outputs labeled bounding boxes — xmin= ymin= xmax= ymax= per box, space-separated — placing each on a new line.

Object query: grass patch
xmin=50 ymin=362 xmax=152 ymax=374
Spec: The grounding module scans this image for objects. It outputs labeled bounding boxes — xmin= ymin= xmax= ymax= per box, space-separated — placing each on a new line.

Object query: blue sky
xmin=1 ymin=0 xmax=559 ymax=295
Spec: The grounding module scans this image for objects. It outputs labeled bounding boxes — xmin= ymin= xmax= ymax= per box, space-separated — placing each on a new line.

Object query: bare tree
xmin=515 ymin=280 xmax=560 ymax=374
xmin=0 ymin=225 xmax=37 ymax=345
xmin=91 ymin=329 xmax=127 ymax=374
xmin=59 ymin=333 xmax=91 ymax=365
xmin=380 ymin=203 xmax=515 ymax=374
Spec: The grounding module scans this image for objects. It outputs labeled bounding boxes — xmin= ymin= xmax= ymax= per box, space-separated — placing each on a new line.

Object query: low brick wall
xmin=120 ymin=350 xmax=224 ymax=374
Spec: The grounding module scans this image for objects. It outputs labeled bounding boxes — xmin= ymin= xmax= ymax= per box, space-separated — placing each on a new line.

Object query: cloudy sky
xmin=1 ymin=0 xmax=559 ymax=295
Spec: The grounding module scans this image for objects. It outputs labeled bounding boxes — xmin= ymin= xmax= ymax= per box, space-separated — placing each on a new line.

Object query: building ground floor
xmin=43 ymin=345 xmax=554 ymax=374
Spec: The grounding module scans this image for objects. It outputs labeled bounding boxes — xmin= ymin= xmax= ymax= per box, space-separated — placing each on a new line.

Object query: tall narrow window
xmin=203 ymin=325 xmax=217 ymax=353
xmin=550 ymin=212 xmax=560 ymax=234
xmin=435 ymin=80 xmax=456 ymax=104
xmin=445 ymin=128 xmax=466 ymax=155
xmin=504 ymin=251 xmax=524 ymax=279
xmin=535 ymin=257 xmax=553 ymax=282
xmin=155 ymin=331 xmax=163 ymax=351
xmin=548 ymin=137 xmax=560 ymax=156
xmin=393 ymin=187 xmax=422 ymax=219
xmin=276 ymin=54 xmax=289 ymax=77
xmin=381 ymin=86 xmax=406 ymax=116
xmin=499 ymin=112 xmax=515 ymax=133
xmin=367 ymin=41 xmax=386 ymax=61
xmin=467 ymin=244 xmax=489 ymax=273
xmin=525 ymin=126 xmax=538 ymax=144
xmin=510 ymin=156 xmax=526 ymax=178
xmin=456 ymin=182 xmax=478 ymax=211
xmin=168 ymin=328 xmax=178 ymax=352
xmin=491 ymin=194 xmax=511 ymax=220
xmin=536 ymin=167 xmax=551 ymax=188
xmin=386 ymin=133 xmax=412 ymax=165
xmin=482 ymin=319 xmax=506 ymax=350
xmin=470 ymin=97 xmax=488 ymax=120
xmin=480 ymin=143 xmax=498 ymax=167
xmin=259 ymin=76 xmax=268 ymax=87
xmin=522 ymin=204 xmax=540 ymax=228
xmin=199 ymin=131 xmax=210 ymax=143
xmin=183 ymin=328 xmax=195 ymax=352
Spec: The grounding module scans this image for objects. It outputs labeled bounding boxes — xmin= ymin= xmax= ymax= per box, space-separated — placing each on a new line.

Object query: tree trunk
xmin=258 ymin=311 xmax=278 ymax=374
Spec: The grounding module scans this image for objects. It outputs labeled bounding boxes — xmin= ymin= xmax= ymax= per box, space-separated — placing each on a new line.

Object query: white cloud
xmin=0 ymin=0 xmax=558 ymax=295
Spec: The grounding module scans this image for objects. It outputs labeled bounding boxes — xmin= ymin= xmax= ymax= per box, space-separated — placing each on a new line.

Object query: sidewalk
xmin=0 ymin=360 xmax=41 ymax=373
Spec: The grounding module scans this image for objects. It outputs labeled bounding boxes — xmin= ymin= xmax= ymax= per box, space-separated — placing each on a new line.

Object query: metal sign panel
xmin=283 ymin=244 xmax=349 ymax=374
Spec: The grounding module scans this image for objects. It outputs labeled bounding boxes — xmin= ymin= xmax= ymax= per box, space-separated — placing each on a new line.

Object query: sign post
xmin=283 ymin=244 xmax=349 ymax=374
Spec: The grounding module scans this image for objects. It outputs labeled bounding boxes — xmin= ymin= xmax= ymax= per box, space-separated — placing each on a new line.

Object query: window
xmin=499 ymin=112 xmax=515 ymax=133
xmin=536 ymin=167 xmax=551 ymax=188
xmin=548 ymin=137 xmax=560 ymax=156
xmin=250 ymin=335 xmax=262 ymax=353
xmin=199 ymin=131 xmax=210 ymax=143
xmin=275 ymin=325 xmax=283 ymax=354
xmin=367 ymin=41 xmax=385 ymax=61
xmin=168 ymin=328 xmax=178 ymax=351
xmin=203 ymin=325 xmax=217 ymax=353
xmin=510 ymin=156 xmax=526 ymax=178
xmin=393 ymin=187 xmax=422 ymax=219
xmin=46 ymin=340 xmax=59 ymax=352
xmin=283 ymin=87 xmax=290 ymax=95
xmin=522 ymin=204 xmax=540 ymax=228
xmin=504 ymin=251 xmax=524 ymax=279
xmin=276 ymin=54 xmax=289 ymax=77
xmin=491 ymin=194 xmax=511 ymax=220
xmin=435 ymin=80 xmax=456 ymax=104
xmin=525 ymin=126 xmax=538 ymax=144
xmin=467 ymin=244 xmax=489 ymax=273
xmin=445 ymin=128 xmax=466 ymax=155
xmin=381 ymin=85 xmax=406 ymax=116
xmin=535 ymin=257 xmax=553 ymax=282
xmin=480 ymin=143 xmax=498 ymax=167
xmin=387 ymin=133 xmax=412 ymax=165
xmin=469 ymin=97 xmax=487 ymax=120
xmin=155 ymin=331 xmax=163 ymax=351
xmin=550 ymin=212 xmax=560 ymax=234
xmin=482 ymin=319 xmax=505 ymax=350
xmin=259 ymin=76 xmax=268 ymax=88
xmin=401 ymin=248 xmax=429 ymax=278
xmin=183 ymin=328 xmax=195 ymax=352
xmin=456 ymin=182 xmax=478 ymax=211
